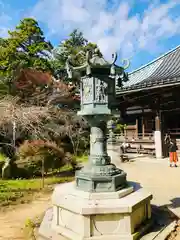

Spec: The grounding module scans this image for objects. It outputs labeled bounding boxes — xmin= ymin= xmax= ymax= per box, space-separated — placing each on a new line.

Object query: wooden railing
xmin=167 ymin=128 xmax=180 ymax=136
xmin=107 ymin=133 xmax=155 ymax=155
xmin=108 ymin=133 xmax=154 ymax=142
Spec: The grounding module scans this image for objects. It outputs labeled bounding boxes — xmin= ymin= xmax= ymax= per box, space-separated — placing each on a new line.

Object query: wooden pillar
xmin=155 ymin=114 xmax=161 ymax=131
xmin=136 ymin=118 xmax=138 ymax=139
xmin=154 ymin=107 xmax=162 ymax=158
xmin=142 ymin=108 xmax=145 ymax=138
xmin=160 ymin=112 xmax=167 ymax=157
xmin=154 ymin=97 xmax=161 ymax=131
xmin=120 ymin=107 xmax=126 ymax=138
xmin=142 ymin=117 xmax=145 ymax=138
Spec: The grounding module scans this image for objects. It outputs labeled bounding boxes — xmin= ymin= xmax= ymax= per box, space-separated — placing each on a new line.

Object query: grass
xmin=0 ymin=176 xmax=74 ymax=207
xmin=24 ymin=214 xmax=44 ymax=240
xmin=0 ymin=154 xmax=88 ymax=207
xmin=78 ymin=154 xmax=88 ymax=162
xmin=0 ymin=153 xmax=6 ymax=162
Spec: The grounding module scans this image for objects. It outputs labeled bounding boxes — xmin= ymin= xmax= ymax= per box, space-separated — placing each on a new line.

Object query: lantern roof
xmin=89 ymin=48 xmax=110 ymax=67
xmin=65 ymin=48 xmax=130 ymax=78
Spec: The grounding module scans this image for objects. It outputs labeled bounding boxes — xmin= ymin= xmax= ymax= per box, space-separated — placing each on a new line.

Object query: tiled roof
xmin=116 ymin=45 xmax=180 ymax=94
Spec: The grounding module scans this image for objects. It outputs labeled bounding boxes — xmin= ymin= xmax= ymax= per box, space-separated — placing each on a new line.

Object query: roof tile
xmin=117 ymin=45 xmax=180 ymax=93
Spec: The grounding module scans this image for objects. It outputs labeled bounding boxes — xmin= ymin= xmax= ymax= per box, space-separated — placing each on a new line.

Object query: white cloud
xmin=138 ymin=2 xmax=180 ymax=49
xmin=31 ymin=0 xmax=180 ymax=61
xmin=1 ymin=0 xmax=180 ymax=64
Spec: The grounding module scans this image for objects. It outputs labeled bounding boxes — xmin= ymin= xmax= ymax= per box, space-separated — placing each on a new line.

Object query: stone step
xmin=141 ymin=205 xmax=177 ymax=240
xmin=141 ymin=221 xmax=176 ymax=240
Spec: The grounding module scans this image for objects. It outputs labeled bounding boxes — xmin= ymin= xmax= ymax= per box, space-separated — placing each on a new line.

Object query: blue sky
xmin=1 ymin=0 xmax=180 ymax=72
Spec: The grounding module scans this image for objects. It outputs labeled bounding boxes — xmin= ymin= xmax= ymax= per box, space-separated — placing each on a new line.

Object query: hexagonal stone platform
xmin=39 ymin=182 xmax=152 ymax=240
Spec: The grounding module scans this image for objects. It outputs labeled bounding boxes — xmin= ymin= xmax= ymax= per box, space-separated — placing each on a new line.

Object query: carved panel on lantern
xmin=94 ymin=77 xmax=108 ymax=103
xmin=82 ymin=77 xmax=93 ymax=104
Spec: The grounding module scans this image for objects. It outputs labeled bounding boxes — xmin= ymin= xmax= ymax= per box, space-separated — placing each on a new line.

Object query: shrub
xmin=0 ymin=152 xmax=7 ymax=170
xmin=16 ymin=140 xmax=67 ymax=177
xmin=64 ymin=152 xmax=77 ymax=171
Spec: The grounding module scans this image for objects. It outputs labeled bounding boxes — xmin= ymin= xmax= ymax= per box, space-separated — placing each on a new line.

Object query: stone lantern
xmin=39 ymin=48 xmax=152 ymax=240
xmin=66 ymin=48 xmax=129 ymax=192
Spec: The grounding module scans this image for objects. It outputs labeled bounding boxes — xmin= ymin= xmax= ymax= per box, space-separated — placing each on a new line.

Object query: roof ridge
xmin=129 ymin=45 xmax=180 ymax=75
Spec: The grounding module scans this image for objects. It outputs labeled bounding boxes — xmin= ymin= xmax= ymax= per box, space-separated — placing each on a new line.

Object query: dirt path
xmin=1 ymin=157 xmax=180 ymax=240
xmin=0 ymin=193 xmax=51 ymax=240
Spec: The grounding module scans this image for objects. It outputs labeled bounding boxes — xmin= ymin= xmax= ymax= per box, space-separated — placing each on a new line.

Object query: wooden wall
xmin=123 ymin=106 xmax=155 ymax=140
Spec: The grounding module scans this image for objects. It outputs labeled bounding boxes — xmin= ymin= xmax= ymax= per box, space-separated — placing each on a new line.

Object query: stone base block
xmin=38 ymin=208 xmax=68 ymax=240
xmin=39 ymin=182 xmax=152 ymax=240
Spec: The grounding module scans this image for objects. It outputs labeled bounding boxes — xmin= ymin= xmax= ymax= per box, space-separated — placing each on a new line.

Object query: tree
xmin=0 ymin=38 xmax=7 ymax=47
xmin=12 ymin=69 xmax=53 ymax=105
xmin=16 ymin=140 xmax=67 ymax=182
xmin=0 ymin=96 xmax=85 ymax=179
xmin=0 ymin=96 xmax=82 ymax=155
xmin=0 ymin=96 xmax=52 ymax=141
xmin=52 ymin=29 xmax=99 ymax=82
xmin=10 ymin=68 xmax=79 ymax=107
xmin=0 ymin=18 xmax=53 ymax=91
xmin=58 ymin=111 xmax=89 ymax=156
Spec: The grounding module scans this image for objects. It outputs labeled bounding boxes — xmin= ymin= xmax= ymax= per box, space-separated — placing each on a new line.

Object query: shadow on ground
xmin=128 ymin=181 xmax=142 ymax=191
xmin=142 ymin=205 xmax=178 ymax=239
xmin=169 ymin=198 xmax=180 ymax=209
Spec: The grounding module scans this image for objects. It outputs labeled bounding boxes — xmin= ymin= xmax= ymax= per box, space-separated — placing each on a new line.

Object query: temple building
xmin=115 ymin=45 xmax=180 ymax=158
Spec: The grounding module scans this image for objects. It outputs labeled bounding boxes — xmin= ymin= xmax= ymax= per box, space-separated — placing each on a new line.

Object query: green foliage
xmin=77 ymin=155 xmax=88 ymax=162
xmin=0 ymin=77 xmax=11 ymax=96
xmin=0 ymin=22 xmax=90 ymax=176
xmin=0 ymin=18 xmax=53 ymax=83
xmin=16 ymin=140 xmax=67 ymax=177
xmin=52 ymin=29 xmax=99 ymax=81
xmin=24 ymin=214 xmax=44 ymax=240
xmin=0 ymin=153 xmax=9 ymax=179
xmin=111 ymin=117 xmax=127 ymax=134
xmin=0 ymin=152 xmax=7 ymax=162
xmin=114 ymin=123 xmax=127 ymax=133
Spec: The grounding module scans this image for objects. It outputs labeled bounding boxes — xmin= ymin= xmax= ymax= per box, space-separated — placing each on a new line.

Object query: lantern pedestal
xmin=39 ymin=182 xmax=152 ymax=240
xmin=75 ymin=113 xmax=127 ymax=192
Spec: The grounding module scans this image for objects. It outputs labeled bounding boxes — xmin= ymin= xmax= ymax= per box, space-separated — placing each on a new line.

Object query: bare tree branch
xmin=0 ymin=96 xmax=52 ymax=139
